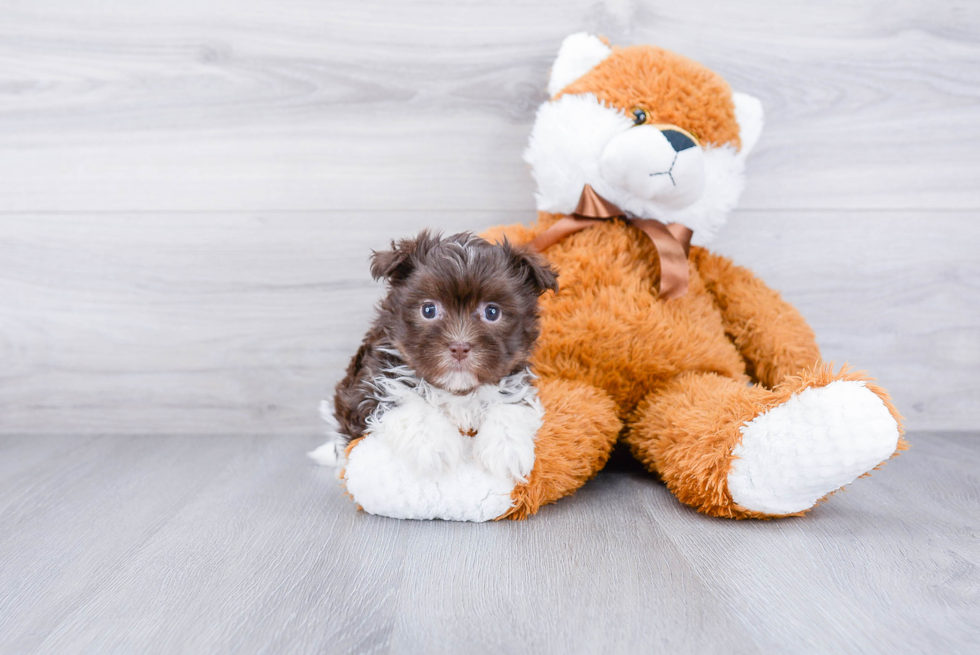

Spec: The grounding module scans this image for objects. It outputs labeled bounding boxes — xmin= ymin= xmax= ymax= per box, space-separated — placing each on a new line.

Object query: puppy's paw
xmin=374 ymin=400 xmax=465 ymax=476
xmin=472 ymin=404 xmax=539 ymax=482
xmin=410 ymin=420 xmax=465 ymax=475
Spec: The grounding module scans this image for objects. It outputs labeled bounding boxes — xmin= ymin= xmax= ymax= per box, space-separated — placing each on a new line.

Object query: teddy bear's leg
xmin=624 ymin=365 xmax=906 ymax=518
xmin=503 ymin=377 xmax=622 ymax=519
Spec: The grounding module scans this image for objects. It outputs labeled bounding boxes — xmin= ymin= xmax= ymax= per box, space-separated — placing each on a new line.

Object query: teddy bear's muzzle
xmin=598 ymin=124 xmax=707 ymax=209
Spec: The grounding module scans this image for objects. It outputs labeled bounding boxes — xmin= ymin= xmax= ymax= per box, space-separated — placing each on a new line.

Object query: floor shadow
xmin=603 ymin=441 xmax=649 ymax=475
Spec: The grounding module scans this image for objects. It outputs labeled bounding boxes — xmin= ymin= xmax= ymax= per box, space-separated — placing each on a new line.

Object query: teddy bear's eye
xmin=631 ymin=108 xmax=647 ymax=125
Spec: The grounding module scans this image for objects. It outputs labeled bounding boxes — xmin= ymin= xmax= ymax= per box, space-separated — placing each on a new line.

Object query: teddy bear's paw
xmin=472 ymin=404 xmax=540 ymax=482
xmin=343 ymin=436 xmax=517 ymax=522
xmin=727 ymin=380 xmax=900 ymax=516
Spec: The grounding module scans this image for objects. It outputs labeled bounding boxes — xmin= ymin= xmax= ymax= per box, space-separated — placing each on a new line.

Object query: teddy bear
xmin=332 ymin=33 xmax=905 ymax=521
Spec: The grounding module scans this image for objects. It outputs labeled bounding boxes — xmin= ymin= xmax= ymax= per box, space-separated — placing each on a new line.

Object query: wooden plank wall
xmin=1 ymin=0 xmax=978 ymax=434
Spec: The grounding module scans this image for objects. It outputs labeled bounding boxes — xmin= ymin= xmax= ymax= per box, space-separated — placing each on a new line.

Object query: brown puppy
xmin=310 ymin=231 xmax=557 ymax=479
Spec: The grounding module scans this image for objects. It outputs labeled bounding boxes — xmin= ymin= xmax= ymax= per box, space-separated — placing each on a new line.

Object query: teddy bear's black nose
xmin=662 ymin=129 xmax=697 ymax=152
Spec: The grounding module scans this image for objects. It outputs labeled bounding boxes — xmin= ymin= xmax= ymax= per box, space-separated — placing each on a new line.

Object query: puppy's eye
xmin=483 ymin=304 xmax=501 ymax=322
xmin=421 ymin=302 xmax=438 ymax=320
xmin=631 ymin=108 xmax=647 ymax=126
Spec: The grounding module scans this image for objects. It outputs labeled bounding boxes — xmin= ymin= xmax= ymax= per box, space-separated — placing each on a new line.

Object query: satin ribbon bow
xmin=526 ymin=184 xmax=694 ymax=299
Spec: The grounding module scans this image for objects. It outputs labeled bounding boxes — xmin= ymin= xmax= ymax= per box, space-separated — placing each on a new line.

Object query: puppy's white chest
xmin=427 ymin=389 xmax=490 ymax=434
xmin=340 ymin=370 xmax=544 ymax=521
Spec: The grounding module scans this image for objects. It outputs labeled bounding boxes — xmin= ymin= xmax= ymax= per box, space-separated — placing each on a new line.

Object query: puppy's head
xmin=371 ymin=230 xmax=558 ymax=394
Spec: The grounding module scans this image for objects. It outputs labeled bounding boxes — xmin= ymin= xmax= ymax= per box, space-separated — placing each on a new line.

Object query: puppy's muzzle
xmin=449 ymin=342 xmax=472 ymax=362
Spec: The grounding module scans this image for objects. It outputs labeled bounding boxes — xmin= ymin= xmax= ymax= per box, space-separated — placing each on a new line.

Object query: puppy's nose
xmin=449 ymin=342 xmax=471 ymax=361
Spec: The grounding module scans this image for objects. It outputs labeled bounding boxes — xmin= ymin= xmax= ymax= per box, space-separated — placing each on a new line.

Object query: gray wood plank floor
xmin=0 ymin=432 xmax=977 ymax=655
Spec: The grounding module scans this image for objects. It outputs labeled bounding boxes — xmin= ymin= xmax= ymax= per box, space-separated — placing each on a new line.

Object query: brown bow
xmin=526 ymin=184 xmax=693 ymax=299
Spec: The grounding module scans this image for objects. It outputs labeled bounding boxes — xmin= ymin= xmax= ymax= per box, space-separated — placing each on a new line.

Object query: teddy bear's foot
xmin=626 ymin=365 xmax=905 ymax=519
xmin=342 ymin=436 xmax=517 ymax=522
xmin=727 ymin=380 xmax=900 ymax=515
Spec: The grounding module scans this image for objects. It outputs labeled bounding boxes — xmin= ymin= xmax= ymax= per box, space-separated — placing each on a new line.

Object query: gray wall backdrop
xmin=1 ymin=0 xmax=978 ymax=435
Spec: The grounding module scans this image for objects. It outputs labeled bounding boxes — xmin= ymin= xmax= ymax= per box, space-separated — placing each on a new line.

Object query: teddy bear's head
xmin=524 ymin=33 xmax=764 ymax=245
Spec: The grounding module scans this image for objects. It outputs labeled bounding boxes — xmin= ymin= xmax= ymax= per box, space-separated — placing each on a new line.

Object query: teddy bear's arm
xmin=692 ymin=247 xmax=821 ymax=389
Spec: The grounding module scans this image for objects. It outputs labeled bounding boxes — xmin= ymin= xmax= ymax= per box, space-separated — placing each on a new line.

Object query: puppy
xmin=309 ymin=231 xmax=558 ymax=481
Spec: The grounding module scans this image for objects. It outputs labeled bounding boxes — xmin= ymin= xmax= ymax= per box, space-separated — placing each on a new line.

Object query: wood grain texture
xmin=0 ymin=432 xmax=976 ymax=654
xmin=0 ymin=0 xmax=978 ymax=211
xmin=1 ymin=211 xmax=976 ymax=434
xmin=1 ymin=1 xmax=977 ymax=428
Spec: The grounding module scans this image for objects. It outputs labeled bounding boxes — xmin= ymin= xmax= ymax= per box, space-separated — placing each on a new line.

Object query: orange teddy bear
xmin=332 ymin=34 xmax=905 ymax=521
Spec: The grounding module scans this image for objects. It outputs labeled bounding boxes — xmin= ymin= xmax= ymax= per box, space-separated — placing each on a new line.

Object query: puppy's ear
xmin=370 ymin=230 xmax=438 ymax=284
xmin=506 ymin=241 xmax=559 ymax=296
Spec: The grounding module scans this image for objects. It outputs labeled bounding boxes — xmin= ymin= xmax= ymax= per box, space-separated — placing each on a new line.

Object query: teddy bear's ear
xmin=733 ymin=92 xmax=764 ymax=157
xmin=548 ymin=32 xmax=613 ymax=98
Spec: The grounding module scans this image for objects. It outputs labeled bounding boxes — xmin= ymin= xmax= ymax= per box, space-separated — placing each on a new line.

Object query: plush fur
xmin=558 ymin=37 xmax=743 ymax=149
xmin=728 ymin=379 xmax=900 ymax=515
xmin=480 ymin=35 xmax=905 ymax=520
xmin=525 ymin=33 xmax=763 ymax=246
xmin=547 ymin=32 xmax=613 ymax=98
xmin=343 ymin=435 xmax=519 ymax=522
xmin=337 ymin=35 xmax=906 ymax=522
xmin=480 ymin=216 xmax=906 ymax=519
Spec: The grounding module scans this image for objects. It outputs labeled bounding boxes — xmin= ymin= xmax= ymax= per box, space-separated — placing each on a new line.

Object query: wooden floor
xmin=0 ymin=432 xmax=977 ymax=654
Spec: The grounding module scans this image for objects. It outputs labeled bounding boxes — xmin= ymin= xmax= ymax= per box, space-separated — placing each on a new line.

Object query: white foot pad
xmin=343 ymin=437 xmax=517 ymax=522
xmin=728 ymin=380 xmax=900 ymax=515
